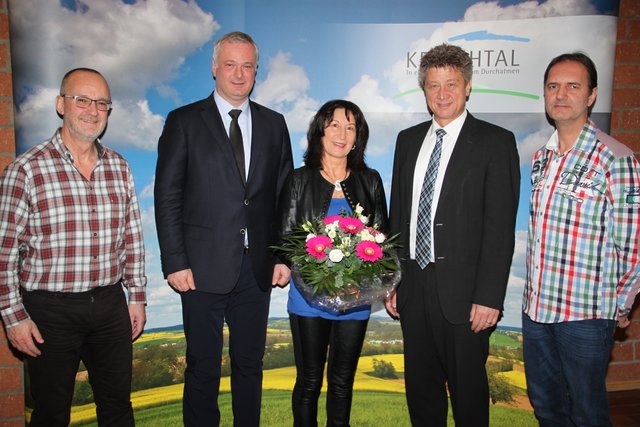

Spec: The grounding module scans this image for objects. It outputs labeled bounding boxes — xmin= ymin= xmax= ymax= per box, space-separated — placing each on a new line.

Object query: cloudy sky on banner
xmin=8 ymin=0 xmax=619 ymax=328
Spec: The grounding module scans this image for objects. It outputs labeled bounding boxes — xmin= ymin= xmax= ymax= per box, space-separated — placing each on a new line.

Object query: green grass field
xmin=68 ymin=353 xmax=535 ymax=426
xmin=71 ymin=390 xmax=536 ymax=427
xmin=489 ymin=331 xmax=520 ymax=347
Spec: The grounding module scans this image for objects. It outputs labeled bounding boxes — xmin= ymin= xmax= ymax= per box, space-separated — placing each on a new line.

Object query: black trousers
xmin=23 ymin=284 xmax=133 ymax=427
xmin=289 ymin=313 xmax=368 ymax=427
xmin=398 ymin=262 xmax=491 ymax=427
xmin=181 ymin=255 xmax=271 ymax=427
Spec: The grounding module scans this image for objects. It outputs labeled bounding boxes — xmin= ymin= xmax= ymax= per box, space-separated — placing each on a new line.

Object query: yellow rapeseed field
xmin=497 ymin=369 xmax=527 ymax=390
xmin=134 ymin=331 xmax=184 ymax=344
xmin=251 ymin=354 xmax=406 ymax=393
xmin=70 ymin=354 xmax=405 ymax=423
xmin=72 ymin=353 xmax=531 ymax=423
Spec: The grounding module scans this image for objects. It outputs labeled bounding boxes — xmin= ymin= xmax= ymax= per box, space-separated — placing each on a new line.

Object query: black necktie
xmin=228 ymin=109 xmax=245 ymax=184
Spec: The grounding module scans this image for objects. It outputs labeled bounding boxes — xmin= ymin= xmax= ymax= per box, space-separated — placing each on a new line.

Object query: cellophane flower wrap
xmin=276 ymin=203 xmax=401 ymax=312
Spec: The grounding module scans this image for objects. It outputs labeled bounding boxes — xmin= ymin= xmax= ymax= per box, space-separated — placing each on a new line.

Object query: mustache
xmin=78 ymin=115 xmax=100 ymax=123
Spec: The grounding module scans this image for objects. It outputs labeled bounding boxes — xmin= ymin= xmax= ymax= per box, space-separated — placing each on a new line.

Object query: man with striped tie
xmin=386 ymin=43 xmax=520 ymax=426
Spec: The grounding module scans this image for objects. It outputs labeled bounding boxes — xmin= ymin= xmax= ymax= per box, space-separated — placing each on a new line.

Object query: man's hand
xmin=272 ymin=264 xmax=291 ymax=287
xmin=128 ymin=303 xmax=146 ymax=341
xmin=469 ymin=304 xmax=500 ymax=333
xmin=167 ymin=268 xmax=196 ymax=292
xmin=385 ymin=290 xmax=400 ymax=319
xmin=7 ymin=319 xmax=43 ymax=357
xmin=617 ymin=315 xmax=631 ymax=329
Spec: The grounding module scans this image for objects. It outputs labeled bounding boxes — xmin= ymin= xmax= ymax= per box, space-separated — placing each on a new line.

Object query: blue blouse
xmin=287 ymin=198 xmax=371 ymax=320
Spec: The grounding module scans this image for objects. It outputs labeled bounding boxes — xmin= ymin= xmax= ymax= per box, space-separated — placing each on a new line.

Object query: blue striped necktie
xmin=415 ymin=128 xmax=446 ymax=269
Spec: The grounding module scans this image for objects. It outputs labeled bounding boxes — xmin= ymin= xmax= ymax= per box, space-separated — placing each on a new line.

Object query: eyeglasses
xmin=61 ymin=95 xmax=112 ymax=111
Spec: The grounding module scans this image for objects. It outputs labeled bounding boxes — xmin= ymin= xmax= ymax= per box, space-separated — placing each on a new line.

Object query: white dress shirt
xmin=409 ymin=110 xmax=467 ymax=260
xmin=214 ymin=91 xmax=252 ymax=180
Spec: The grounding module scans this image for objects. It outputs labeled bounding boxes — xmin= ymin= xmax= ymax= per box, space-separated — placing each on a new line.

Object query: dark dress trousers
xmin=154 ymin=93 xmax=293 ymax=426
xmin=389 ymin=113 xmax=520 ymax=426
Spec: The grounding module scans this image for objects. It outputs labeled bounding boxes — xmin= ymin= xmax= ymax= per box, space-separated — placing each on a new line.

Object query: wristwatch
xmin=618 ymin=307 xmax=631 ymax=318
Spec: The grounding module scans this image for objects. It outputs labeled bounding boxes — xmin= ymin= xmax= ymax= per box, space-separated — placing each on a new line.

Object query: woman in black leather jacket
xmin=277 ymin=100 xmax=388 ymax=426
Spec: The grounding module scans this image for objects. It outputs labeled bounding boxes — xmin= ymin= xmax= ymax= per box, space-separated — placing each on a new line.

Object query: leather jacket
xmin=277 ymin=166 xmax=389 ymax=255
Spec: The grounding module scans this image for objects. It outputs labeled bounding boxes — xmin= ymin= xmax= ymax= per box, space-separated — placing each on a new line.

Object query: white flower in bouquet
xmin=329 ymin=249 xmax=345 ymax=263
xmin=274 ymin=203 xmax=400 ymax=311
xmin=374 ymin=232 xmax=386 ymax=244
xmin=359 ymin=229 xmax=374 ymax=242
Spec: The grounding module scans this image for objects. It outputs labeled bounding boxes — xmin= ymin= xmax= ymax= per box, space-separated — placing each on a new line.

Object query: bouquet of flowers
xmin=276 ymin=204 xmax=401 ymax=312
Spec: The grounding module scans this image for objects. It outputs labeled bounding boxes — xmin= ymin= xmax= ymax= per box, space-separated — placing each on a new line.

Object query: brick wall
xmin=0 ymin=0 xmax=639 ymax=423
xmin=0 ymin=0 xmax=23 ymax=424
xmin=606 ymin=0 xmax=640 ymax=390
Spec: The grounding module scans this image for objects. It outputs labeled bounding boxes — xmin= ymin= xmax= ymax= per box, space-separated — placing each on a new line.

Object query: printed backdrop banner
xmin=7 ymin=0 xmax=620 ymax=328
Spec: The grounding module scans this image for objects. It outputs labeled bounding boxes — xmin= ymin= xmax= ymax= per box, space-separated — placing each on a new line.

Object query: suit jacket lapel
xmin=246 ymin=101 xmax=263 ymax=186
xmin=438 ymin=114 xmax=476 ymax=204
xmin=402 ymin=121 xmax=430 ymax=219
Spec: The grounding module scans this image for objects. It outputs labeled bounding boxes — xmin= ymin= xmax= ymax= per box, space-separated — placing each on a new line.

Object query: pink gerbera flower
xmin=306 ymin=235 xmax=333 ymax=259
xmin=355 ymin=241 xmax=383 ymax=262
xmin=339 ymin=217 xmax=364 ymax=234
xmin=324 ymin=215 xmax=342 ymax=226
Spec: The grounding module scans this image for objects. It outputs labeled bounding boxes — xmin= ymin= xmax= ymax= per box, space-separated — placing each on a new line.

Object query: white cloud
xmin=463 ymin=0 xmax=599 ymax=21
xmin=254 ymin=52 xmax=309 ymax=105
xmin=346 ymin=75 xmax=403 ymax=114
xmin=345 ymin=75 xmax=406 ymax=157
xmin=9 ymin=0 xmax=219 ymax=150
xmin=270 ymin=287 xmax=290 ymax=318
xmin=139 ymin=176 xmax=155 ymax=199
xmin=518 ymin=127 xmax=554 ymax=167
xmin=15 ymin=89 xmax=166 ymax=151
xmin=155 ymin=84 xmax=183 ymax=107
xmin=140 ymin=205 xmax=160 ymax=251
xmin=297 ymin=135 xmax=308 ymax=152
xmin=106 ymin=99 xmax=165 ymax=151
xmin=14 ymin=87 xmax=61 ymax=146
xmin=253 ymin=52 xmax=320 ymax=133
xmin=502 ymin=230 xmax=528 ymax=327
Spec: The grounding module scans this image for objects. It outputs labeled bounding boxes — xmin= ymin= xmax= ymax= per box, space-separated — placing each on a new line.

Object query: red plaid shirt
xmin=0 ymin=131 xmax=146 ymax=327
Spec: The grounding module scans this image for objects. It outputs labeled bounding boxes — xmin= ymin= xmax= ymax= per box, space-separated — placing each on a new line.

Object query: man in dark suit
xmin=385 ymin=43 xmax=520 ymax=426
xmin=154 ymin=31 xmax=293 ymax=426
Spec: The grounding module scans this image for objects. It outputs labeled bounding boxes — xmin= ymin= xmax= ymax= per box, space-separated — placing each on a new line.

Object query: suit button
xmin=240 ymin=229 xmax=246 ymax=235
xmin=244 ymin=199 xmax=249 ymax=206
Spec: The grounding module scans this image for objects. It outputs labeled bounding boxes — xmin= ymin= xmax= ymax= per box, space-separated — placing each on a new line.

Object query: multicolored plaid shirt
xmin=0 ymin=130 xmax=146 ymax=328
xmin=523 ymin=121 xmax=640 ymax=323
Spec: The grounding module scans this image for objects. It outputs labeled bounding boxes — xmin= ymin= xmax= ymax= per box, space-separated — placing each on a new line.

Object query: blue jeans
xmin=522 ymin=313 xmax=615 ymax=427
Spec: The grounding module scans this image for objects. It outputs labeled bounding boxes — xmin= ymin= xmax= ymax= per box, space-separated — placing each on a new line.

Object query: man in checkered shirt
xmin=0 ymin=68 xmax=146 ymax=426
xmin=523 ymin=52 xmax=640 ymax=427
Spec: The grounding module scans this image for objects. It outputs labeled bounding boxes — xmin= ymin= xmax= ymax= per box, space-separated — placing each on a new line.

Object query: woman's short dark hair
xmin=303 ymin=99 xmax=369 ymax=171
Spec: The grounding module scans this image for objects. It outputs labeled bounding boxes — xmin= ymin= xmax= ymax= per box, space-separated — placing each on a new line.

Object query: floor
xmin=609 ymin=389 xmax=640 ymax=427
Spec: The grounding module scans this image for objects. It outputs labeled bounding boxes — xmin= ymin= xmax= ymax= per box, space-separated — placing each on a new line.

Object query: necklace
xmin=321 ymin=168 xmax=348 ymax=192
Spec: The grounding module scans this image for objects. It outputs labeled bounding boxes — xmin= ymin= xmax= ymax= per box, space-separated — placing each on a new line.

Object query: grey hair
xmin=212 ymin=31 xmax=259 ymax=66
xmin=418 ymin=43 xmax=473 ymax=90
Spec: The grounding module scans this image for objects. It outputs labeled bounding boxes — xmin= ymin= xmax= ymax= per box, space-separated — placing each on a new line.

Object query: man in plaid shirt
xmin=0 ymin=68 xmax=146 ymax=426
xmin=523 ymin=52 xmax=640 ymax=426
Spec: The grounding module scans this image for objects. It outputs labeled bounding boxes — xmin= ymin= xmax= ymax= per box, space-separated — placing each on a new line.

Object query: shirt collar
xmin=214 ymin=91 xmax=249 ymax=117
xmin=53 ymin=128 xmax=105 ymax=164
xmin=545 ymin=120 xmax=596 ymax=156
xmin=429 ymin=109 xmax=467 ymax=140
